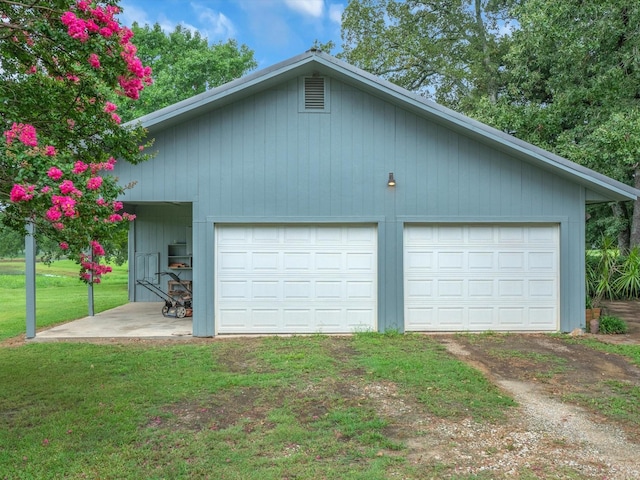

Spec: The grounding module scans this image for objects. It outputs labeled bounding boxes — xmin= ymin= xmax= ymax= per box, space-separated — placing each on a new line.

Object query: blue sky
xmin=119 ymin=0 xmax=345 ymax=68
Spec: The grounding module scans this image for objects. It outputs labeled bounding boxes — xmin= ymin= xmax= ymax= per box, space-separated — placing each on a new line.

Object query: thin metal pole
xmin=25 ymin=222 xmax=36 ymax=338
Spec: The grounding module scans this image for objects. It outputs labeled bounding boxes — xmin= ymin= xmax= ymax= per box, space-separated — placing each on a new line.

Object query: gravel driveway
xmin=406 ymin=301 xmax=640 ymax=479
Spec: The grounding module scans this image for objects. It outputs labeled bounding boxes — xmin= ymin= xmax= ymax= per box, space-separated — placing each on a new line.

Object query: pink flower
xmin=27 ymin=65 xmax=37 ymax=74
xmin=59 ymin=242 xmax=69 ymax=250
xmin=53 ymin=222 xmax=64 ymax=230
xmin=46 ymin=207 xmax=62 ymax=221
xmin=4 ymin=123 xmax=38 ymax=146
xmin=47 ymin=167 xmax=63 ymax=180
xmin=59 ymin=180 xmax=76 ymax=194
xmin=10 ymin=184 xmax=34 ymax=202
xmin=41 ymin=186 xmax=52 ymax=194
xmin=108 ymin=213 xmax=123 ymax=222
xmin=73 ymin=161 xmax=88 ymax=174
xmin=76 ymin=1 xmax=90 ymax=12
xmin=103 ymin=102 xmax=117 ymax=113
xmin=90 ymin=240 xmax=105 ymax=256
xmin=52 ymin=195 xmax=77 ymax=216
xmin=111 ymin=113 xmax=121 ymax=124
xmin=87 ymin=176 xmax=103 ymax=190
xmin=45 ymin=146 xmax=57 ymax=156
xmin=96 ymin=198 xmax=107 ymax=206
xmin=99 ymin=26 xmax=114 ymax=38
xmin=123 ymin=212 xmax=136 ymax=221
xmin=61 ymin=12 xmax=90 ymax=42
xmin=88 ymin=53 xmax=101 ymax=69
xmin=112 ymin=201 xmax=123 ymax=211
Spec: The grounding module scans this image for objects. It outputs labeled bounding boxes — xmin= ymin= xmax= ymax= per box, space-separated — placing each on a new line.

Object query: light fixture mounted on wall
xmin=387 ymin=172 xmax=396 ymax=187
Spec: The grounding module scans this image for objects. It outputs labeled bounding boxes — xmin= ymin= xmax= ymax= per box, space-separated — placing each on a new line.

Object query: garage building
xmin=114 ymin=50 xmax=637 ymax=336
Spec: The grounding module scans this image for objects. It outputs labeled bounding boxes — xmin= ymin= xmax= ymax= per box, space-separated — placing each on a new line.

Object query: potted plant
xmin=585 ymin=236 xmax=617 ymax=333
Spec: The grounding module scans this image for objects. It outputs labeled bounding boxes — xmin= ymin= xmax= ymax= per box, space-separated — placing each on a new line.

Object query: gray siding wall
xmin=115 ymin=76 xmax=585 ymax=335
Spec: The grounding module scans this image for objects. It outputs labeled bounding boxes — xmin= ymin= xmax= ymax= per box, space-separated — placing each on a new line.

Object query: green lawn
xmin=0 ymin=334 xmax=515 ymax=479
xmin=0 ymin=259 xmax=129 ymax=341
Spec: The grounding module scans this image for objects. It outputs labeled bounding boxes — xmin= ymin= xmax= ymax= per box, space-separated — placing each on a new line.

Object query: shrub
xmin=598 ymin=316 xmax=629 ymax=335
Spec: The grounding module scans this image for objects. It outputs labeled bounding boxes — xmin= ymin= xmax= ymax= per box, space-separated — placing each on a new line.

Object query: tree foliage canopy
xmin=0 ymin=0 xmax=152 ymax=281
xmin=117 ymin=23 xmax=257 ymax=122
xmin=339 ymin=0 xmax=515 ymax=110
xmin=469 ymin=0 xmax=640 ymax=247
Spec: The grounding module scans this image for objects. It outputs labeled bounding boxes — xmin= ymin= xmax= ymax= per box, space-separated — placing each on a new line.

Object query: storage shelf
xmin=168 ymin=243 xmax=192 ymax=269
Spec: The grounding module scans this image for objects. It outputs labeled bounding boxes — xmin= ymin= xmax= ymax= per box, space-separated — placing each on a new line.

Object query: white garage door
xmin=404 ymin=224 xmax=559 ymax=332
xmin=215 ymin=225 xmax=377 ymax=334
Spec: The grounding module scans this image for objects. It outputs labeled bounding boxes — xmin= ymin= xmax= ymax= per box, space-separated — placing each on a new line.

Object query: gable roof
xmin=129 ymin=50 xmax=638 ymax=203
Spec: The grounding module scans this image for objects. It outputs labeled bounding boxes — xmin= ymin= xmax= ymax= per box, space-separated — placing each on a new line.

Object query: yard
xmin=1 ymin=260 xmax=640 ymax=479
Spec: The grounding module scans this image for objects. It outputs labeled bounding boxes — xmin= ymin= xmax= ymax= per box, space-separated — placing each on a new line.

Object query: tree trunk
xmin=474 ymin=0 xmax=497 ymax=103
xmin=631 ymin=167 xmax=640 ymax=248
xmin=612 ymin=201 xmax=631 ymax=253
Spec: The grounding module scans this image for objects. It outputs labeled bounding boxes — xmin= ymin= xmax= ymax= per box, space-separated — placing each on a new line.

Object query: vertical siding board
xmin=447 ymin=129 xmax=460 ymax=215
xmin=371 ymin=98 xmax=388 ymax=215
xmin=263 ymin=90 xmax=278 ymax=216
xmin=458 ymin=136 xmax=471 ymax=216
xmin=329 ymin=85 xmax=342 ymax=216
xmin=242 ymin=96 xmax=256 ymax=216
xmin=286 ymin=81 xmax=298 ymax=215
xmin=317 ymin=110 xmax=331 ymax=215
xmin=297 ymin=108 xmax=311 ymax=215
xmin=218 ymin=106 xmax=234 ymax=216
xmin=394 ymin=109 xmax=407 ymax=214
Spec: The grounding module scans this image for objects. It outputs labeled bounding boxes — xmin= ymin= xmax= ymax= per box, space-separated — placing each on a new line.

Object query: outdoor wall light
xmin=387 ymin=172 xmax=396 ymax=187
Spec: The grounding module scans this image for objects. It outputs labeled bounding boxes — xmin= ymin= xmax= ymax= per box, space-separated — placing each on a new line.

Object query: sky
xmin=118 ymin=0 xmax=345 ymax=69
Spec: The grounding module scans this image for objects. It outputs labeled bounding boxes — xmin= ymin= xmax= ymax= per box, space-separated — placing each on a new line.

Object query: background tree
xmin=0 ymin=0 xmax=152 ymax=282
xmin=469 ymin=0 xmax=640 ymax=250
xmin=339 ymin=0 xmax=515 ymax=111
xmin=116 ymin=23 xmax=257 ymax=122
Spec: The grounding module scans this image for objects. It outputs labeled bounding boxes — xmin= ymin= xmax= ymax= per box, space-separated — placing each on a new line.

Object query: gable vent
xmin=304 ymin=77 xmax=325 ymax=110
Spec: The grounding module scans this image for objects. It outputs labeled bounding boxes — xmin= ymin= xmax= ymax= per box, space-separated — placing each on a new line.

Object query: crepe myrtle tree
xmin=0 ymin=0 xmax=153 ymax=283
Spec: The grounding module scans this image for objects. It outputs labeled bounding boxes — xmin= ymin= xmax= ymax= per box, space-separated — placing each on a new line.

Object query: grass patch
xmin=0 ymin=259 xmax=128 ymax=341
xmin=568 ymin=337 xmax=640 ymax=367
xmin=564 ymin=380 xmax=640 ymax=428
xmin=0 ymin=336 xmax=516 ymax=478
xmin=352 ymin=332 xmax=516 ymax=421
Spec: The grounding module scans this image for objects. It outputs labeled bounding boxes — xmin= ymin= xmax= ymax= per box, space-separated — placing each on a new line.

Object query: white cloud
xmin=118 ymin=2 xmax=152 ymax=26
xmin=191 ymin=3 xmax=237 ymax=39
xmin=328 ymin=3 xmax=344 ymax=25
xmin=284 ymin=0 xmax=324 ymax=18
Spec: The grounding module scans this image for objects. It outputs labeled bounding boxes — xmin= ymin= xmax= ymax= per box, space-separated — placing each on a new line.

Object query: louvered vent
xmin=304 ymin=77 xmax=325 ymax=110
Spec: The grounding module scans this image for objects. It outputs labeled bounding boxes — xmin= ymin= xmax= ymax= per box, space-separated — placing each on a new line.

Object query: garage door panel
xmin=468 ymin=308 xmax=494 ymax=328
xmin=251 ymin=252 xmax=279 ymax=270
xmin=439 ymin=307 xmax=464 ymax=326
xmin=219 ymin=251 xmax=247 ymax=271
xmin=346 ymin=252 xmax=375 ymax=270
xmin=405 ymin=224 xmax=559 ymax=332
xmin=316 ymin=281 xmax=342 ymax=299
xmin=252 ymin=281 xmax=280 ymax=300
xmin=528 ymin=252 xmax=556 ymax=270
xmin=438 ymin=252 xmax=464 ymax=269
xmin=216 ymin=225 xmax=377 ymax=334
xmin=316 ymin=252 xmax=342 ymax=270
xmin=219 ymin=280 xmax=248 ymax=299
xmin=469 ymin=252 xmax=494 ymax=269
